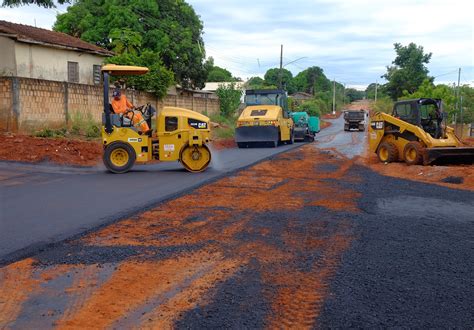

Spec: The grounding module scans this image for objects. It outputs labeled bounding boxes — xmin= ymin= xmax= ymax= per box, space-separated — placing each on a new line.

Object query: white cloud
xmin=1 ymin=0 xmax=472 ymax=88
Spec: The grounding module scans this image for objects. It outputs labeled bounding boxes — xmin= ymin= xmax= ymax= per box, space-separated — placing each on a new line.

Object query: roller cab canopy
xmin=161 ymin=107 xmax=210 ymax=123
xmin=101 ymin=64 xmax=149 ymax=76
xmin=238 ymin=105 xmax=282 ymax=121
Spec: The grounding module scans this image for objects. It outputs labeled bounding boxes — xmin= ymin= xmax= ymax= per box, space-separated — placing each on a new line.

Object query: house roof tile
xmin=0 ymin=20 xmax=113 ymax=56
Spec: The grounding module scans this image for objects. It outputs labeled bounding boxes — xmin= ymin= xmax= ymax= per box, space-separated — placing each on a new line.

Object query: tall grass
xmin=33 ymin=112 xmax=101 ymax=139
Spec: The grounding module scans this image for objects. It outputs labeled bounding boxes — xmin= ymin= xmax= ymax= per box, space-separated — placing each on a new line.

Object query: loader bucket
xmin=425 ymin=147 xmax=474 ymax=165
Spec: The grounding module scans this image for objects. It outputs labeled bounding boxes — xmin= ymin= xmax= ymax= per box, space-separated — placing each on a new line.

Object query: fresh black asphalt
xmin=317 ymin=165 xmax=474 ymax=328
xmin=0 ymin=143 xmax=302 ymax=263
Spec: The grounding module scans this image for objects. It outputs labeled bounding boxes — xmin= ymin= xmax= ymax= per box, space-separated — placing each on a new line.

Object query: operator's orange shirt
xmin=111 ymin=96 xmax=133 ymax=114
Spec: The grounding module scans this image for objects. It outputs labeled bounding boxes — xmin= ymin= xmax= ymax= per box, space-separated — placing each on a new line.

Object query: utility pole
xmin=460 ymin=95 xmax=464 ymax=138
xmin=343 ymin=83 xmax=346 ymax=104
xmin=374 ymin=80 xmax=378 ymax=103
xmin=455 ymin=68 xmax=461 ymax=131
xmin=278 ymin=44 xmax=283 ymax=89
xmin=332 ymin=79 xmax=336 ymax=115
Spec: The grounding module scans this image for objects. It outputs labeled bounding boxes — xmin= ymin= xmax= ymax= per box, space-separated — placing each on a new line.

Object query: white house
xmin=203 ymin=81 xmax=247 ymax=102
xmin=0 ymin=20 xmax=113 ymax=85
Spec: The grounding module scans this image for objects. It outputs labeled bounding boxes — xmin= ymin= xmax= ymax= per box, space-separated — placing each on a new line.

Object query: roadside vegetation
xmin=34 ymin=112 xmax=101 ymax=140
xmin=366 ymin=42 xmax=473 ymax=124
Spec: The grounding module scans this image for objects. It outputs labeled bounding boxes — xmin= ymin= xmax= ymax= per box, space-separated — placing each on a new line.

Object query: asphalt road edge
xmin=0 ymin=143 xmax=305 ymax=266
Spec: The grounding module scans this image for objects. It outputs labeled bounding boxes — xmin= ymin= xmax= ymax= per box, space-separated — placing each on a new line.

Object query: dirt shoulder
xmin=358 ymin=154 xmax=474 ymax=191
xmin=0 ymin=133 xmax=102 ymax=167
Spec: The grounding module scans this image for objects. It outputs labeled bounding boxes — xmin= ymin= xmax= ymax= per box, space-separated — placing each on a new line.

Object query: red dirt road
xmin=0 ymin=145 xmax=358 ymax=328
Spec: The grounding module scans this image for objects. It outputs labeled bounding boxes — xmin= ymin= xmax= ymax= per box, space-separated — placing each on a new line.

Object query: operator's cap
xmin=112 ymin=89 xmax=121 ymax=97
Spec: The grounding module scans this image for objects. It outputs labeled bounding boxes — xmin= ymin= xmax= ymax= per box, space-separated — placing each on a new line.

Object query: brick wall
xmin=0 ymin=78 xmax=14 ymax=131
xmin=0 ymin=76 xmax=220 ymax=133
xmin=18 ymin=78 xmax=65 ymax=131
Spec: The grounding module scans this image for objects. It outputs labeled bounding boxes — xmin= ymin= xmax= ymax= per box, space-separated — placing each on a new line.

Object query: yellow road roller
xmin=235 ymin=89 xmax=294 ymax=147
xmin=101 ymin=64 xmax=211 ymax=173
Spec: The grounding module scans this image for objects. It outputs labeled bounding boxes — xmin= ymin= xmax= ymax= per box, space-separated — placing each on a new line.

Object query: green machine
xmin=290 ymin=112 xmax=320 ymax=142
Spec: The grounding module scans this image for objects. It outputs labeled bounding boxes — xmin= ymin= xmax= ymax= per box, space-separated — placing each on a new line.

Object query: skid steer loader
xmin=369 ymin=98 xmax=474 ymax=165
xmin=101 ymin=64 xmax=212 ymax=173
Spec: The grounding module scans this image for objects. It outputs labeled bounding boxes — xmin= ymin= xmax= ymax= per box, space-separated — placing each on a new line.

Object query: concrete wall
xmin=14 ymin=42 xmax=106 ymax=85
xmin=0 ymin=76 xmax=220 ymax=133
xmin=0 ymin=36 xmax=16 ymax=76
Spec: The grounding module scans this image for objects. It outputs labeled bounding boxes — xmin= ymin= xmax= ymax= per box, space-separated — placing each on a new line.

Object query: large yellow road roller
xmin=101 ymin=64 xmax=211 ymax=173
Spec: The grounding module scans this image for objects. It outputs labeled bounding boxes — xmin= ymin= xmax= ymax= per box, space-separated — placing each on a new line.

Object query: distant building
xmin=0 ymin=20 xmax=113 ymax=85
xmin=290 ymin=92 xmax=313 ymax=102
xmin=203 ymin=81 xmax=246 ymax=102
xmin=203 ymin=81 xmax=246 ymax=92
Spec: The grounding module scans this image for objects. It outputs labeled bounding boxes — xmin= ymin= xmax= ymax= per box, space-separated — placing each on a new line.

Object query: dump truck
xmin=290 ymin=111 xmax=320 ymax=141
xmin=344 ymin=109 xmax=366 ymax=131
xmin=369 ymin=98 xmax=474 ymax=165
xmin=101 ymin=64 xmax=212 ymax=173
xmin=235 ymin=89 xmax=294 ymax=148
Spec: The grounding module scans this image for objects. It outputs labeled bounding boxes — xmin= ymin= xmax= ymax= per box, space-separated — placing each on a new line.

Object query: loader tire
xmin=403 ymin=141 xmax=425 ymax=165
xmin=103 ymin=142 xmax=136 ymax=174
xmin=377 ymin=142 xmax=398 ymax=163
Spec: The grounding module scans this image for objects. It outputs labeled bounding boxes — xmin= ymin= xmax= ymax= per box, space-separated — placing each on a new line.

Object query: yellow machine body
xmin=102 ymin=107 xmax=211 ymax=173
xmin=369 ymin=111 xmax=473 ymax=165
xmin=235 ymin=105 xmax=293 ymax=147
xmin=100 ymin=64 xmax=212 ymax=173
xmin=369 ymin=112 xmax=461 ymax=152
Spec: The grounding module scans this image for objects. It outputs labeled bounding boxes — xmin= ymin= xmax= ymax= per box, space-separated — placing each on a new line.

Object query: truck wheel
xmin=403 ymin=141 xmax=425 ymax=165
xmin=377 ymin=142 xmax=398 ymax=163
xmin=180 ymin=144 xmax=211 ymax=172
xmin=103 ymin=142 xmax=136 ymax=174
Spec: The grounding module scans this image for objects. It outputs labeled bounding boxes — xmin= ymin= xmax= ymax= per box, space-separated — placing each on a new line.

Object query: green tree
xmin=459 ymin=85 xmax=474 ymax=124
xmin=264 ymin=68 xmax=295 ymax=93
xmin=293 ymin=66 xmax=331 ymax=95
xmin=382 ymin=42 xmax=433 ymax=100
xmin=345 ymin=88 xmax=364 ymax=102
xmin=215 ymin=83 xmax=242 ymax=117
xmin=207 ymin=67 xmax=233 ymax=82
xmin=109 ymin=28 xmax=142 ymax=55
xmin=106 ymin=50 xmax=174 ymax=99
xmin=296 ymin=100 xmax=321 ymax=117
xmin=204 ymin=56 xmax=235 ymax=82
xmin=54 ymin=0 xmax=207 ymax=89
xmin=1 ymin=0 xmax=68 ymax=7
xmin=365 ymin=83 xmax=385 ymax=100
xmin=246 ymin=77 xmax=265 ymax=89
xmin=401 ymin=79 xmax=460 ymax=122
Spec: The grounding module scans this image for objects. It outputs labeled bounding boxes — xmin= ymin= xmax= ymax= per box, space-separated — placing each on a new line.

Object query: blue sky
xmin=1 ymin=0 xmax=472 ymax=89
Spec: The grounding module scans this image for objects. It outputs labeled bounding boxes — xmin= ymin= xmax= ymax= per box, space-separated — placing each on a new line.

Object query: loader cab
xmin=393 ymin=98 xmax=443 ymax=138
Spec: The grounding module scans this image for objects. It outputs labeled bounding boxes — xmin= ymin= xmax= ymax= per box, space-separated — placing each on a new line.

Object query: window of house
xmin=67 ymin=61 xmax=79 ymax=83
xmin=93 ymin=65 xmax=101 ymax=85
xmin=165 ymin=117 xmax=178 ymax=131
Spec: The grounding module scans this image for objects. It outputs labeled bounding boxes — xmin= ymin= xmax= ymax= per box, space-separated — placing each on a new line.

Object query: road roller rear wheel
xmin=180 ymin=144 xmax=211 ymax=172
xmin=103 ymin=141 xmax=136 ymax=174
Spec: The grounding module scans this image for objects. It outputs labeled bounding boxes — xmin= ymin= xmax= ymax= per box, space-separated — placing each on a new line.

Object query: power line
xmin=433 ymin=69 xmax=459 ymax=79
